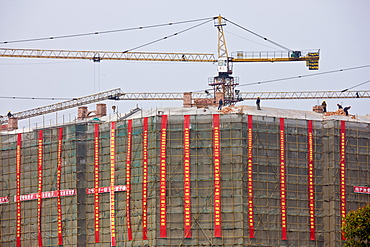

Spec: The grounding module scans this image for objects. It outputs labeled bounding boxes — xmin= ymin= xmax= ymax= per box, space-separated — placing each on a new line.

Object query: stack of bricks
xmin=193 ymin=98 xmax=216 ymax=108
xmin=324 ymin=108 xmax=346 ymax=116
xmin=312 ymin=105 xmax=324 ymax=113
xmin=220 ymin=105 xmax=236 ymax=114
xmin=324 ymin=109 xmax=355 ymax=119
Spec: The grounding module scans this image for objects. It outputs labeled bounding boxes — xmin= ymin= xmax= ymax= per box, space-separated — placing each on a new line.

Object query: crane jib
xmin=0 ymin=48 xmax=217 ymax=62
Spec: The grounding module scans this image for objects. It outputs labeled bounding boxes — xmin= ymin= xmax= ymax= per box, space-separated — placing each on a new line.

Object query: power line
xmin=1 ymin=17 xmax=213 ymax=44
xmin=192 ymin=64 xmax=370 ymax=93
xmin=0 ymin=60 xmax=85 ymax=66
xmin=0 ymin=96 xmax=73 ymax=100
xmin=122 ymin=18 xmax=213 ymax=53
xmin=341 ymin=79 xmax=370 ymax=92
xmin=238 ymin=65 xmax=370 ymax=87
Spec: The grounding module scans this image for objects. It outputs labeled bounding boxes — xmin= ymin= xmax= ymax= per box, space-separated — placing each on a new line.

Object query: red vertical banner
xmin=94 ymin=124 xmax=100 ymax=243
xmin=183 ymin=115 xmax=192 ymax=238
xmin=110 ymin=122 xmax=117 ymax=246
xmin=340 ymin=121 xmax=346 ymax=240
xmin=142 ymin=117 xmax=149 ymax=240
xmin=37 ymin=130 xmax=43 ymax=247
xmin=247 ymin=115 xmax=255 ymax=238
xmin=16 ymin=133 xmax=22 ymax=247
xmin=213 ymin=114 xmax=222 ymax=238
xmin=159 ymin=115 xmax=168 ymax=238
xmin=279 ymin=118 xmax=287 ymax=240
xmin=307 ymin=120 xmax=316 ymax=240
xmin=56 ymin=128 xmax=63 ymax=245
xmin=126 ymin=120 xmax=133 ymax=241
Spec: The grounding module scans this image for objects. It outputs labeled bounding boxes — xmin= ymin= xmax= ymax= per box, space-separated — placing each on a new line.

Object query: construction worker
xmin=218 ymin=99 xmax=223 ymax=110
xmin=321 ymin=100 xmax=327 ymax=112
xmin=256 ymin=97 xmax=261 ymax=110
xmin=7 ymin=111 xmax=13 ymax=118
xmin=337 ymin=104 xmax=343 ymax=109
xmin=344 ymin=106 xmax=351 ymax=116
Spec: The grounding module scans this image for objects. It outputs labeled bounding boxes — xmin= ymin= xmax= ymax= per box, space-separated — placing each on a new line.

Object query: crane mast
xmin=209 ymin=15 xmax=240 ymax=106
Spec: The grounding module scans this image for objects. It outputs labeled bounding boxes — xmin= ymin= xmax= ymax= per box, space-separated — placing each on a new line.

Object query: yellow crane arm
xmin=232 ymin=56 xmax=316 ymax=62
xmin=0 ymin=48 xmax=217 ymax=62
xmin=230 ymin=50 xmax=320 ymax=69
xmin=0 ymin=48 xmax=319 ymax=66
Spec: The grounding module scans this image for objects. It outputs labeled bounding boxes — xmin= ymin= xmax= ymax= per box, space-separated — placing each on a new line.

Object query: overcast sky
xmin=1 ymin=0 xmax=369 ymax=127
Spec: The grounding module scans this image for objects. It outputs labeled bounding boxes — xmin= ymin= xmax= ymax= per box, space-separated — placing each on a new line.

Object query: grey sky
xmin=1 ymin=0 xmax=369 ymax=127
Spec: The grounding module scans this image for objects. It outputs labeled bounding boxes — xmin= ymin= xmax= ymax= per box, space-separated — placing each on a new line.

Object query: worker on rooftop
xmin=7 ymin=111 xmax=13 ymax=118
xmin=337 ymin=104 xmax=343 ymax=109
xmin=256 ymin=97 xmax=261 ymax=110
xmin=344 ymin=106 xmax=351 ymax=116
xmin=218 ymin=99 xmax=223 ymax=110
xmin=321 ymin=100 xmax=327 ymax=112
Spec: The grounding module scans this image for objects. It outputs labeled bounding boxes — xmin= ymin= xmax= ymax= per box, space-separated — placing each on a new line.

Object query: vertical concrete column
xmin=321 ymin=120 xmax=338 ymax=246
xmin=78 ymin=106 xmax=88 ymax=120
xmin=183 ymin=92 xmax=193 ymax=108
xmin=75 ymin=124 xmax=87 ymax=246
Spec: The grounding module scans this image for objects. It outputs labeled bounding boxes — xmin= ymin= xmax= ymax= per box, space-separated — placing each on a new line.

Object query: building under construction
xmin=1 ymin=105 xmax=369 ymax=247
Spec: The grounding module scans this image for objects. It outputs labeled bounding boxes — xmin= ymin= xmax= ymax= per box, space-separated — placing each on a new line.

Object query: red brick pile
xmin=324 ymin=109 xmax=355 ymax=119
xmin=220 ymin=105 xmax=238 ymax=114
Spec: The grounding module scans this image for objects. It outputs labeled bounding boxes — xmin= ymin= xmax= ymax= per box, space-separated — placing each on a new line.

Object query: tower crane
xmin=0 ymin=15 xmax=320 ymax=105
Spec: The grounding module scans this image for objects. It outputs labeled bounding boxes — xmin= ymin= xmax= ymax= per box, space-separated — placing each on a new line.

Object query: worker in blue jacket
xmin=256 ymin=97 xmax=261 ymax=110
xmin=343 ymin=106 xmax=351 ymax=116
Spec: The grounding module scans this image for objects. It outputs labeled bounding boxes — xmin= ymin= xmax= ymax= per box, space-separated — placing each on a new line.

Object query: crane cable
xmin=0 ymin=17 xmax=214 ymax=45
xmin=341 ymin=79 xmax=370 ymax=92
xmin=225 ymin=30 xmax=277 ymax=50
xmin=122 ymin=18 xmax=213 ymax=53
xmin=224 ymin=17 xmax=292 ymax=52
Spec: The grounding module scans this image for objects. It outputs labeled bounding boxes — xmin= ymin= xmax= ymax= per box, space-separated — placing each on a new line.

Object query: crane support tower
xmin=209 ymin=16 xmax=240 ymax=106
xmin=0 ymin=15 xmax=320 ymax=108
xmin=208 ymin=16 xmax=320 ymax=106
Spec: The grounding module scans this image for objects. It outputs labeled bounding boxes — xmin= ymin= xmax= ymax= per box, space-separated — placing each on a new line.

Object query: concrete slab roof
xmin=126 ymin=105 xmax=370 ymax=123
xmin=2 ymin=105 xmax=369 ymax=135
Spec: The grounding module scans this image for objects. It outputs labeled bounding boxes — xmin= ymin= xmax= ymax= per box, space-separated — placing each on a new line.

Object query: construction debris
xmin=324 ymin=108 xmax=356 ymax=119
xmin=219 ymin=105 xmax=245 ymax=114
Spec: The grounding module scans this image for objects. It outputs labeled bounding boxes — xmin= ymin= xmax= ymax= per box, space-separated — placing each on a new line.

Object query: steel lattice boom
xmin=0 ymin=48 xmax=319 ymax=63
xmin=0 ymin=48 xmax=216 ymax=62
xmin=238 ymin=90 xmax=370 ymax=100
xmin=117 ymin=90 xmax=370 ymax=100
xmin=1 ymin=89 xmax=368 ymax=124
xmin=0 ymin=88 xmax=123 ymax=123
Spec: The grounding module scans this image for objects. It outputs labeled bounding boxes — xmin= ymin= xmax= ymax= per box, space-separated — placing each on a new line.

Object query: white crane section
xmin=1 ymin=89 xmax=369 ymax=124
